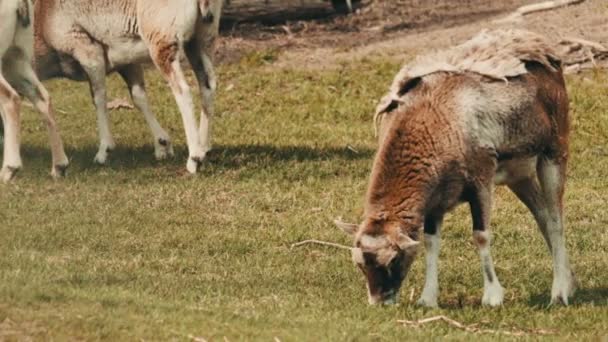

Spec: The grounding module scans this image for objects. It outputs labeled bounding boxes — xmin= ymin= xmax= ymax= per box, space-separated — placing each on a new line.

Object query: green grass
xmin=1 ymin=56 xmax=607 ymax=340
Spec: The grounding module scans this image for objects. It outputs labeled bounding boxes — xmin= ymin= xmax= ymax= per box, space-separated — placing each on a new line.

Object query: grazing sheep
xmin=34 ymin=0 xmax=223 ymax=173
xmin=1 ymin=0 xmax=68 ymax=182
xmin=335 ymin=29 xmax=576 ymax=307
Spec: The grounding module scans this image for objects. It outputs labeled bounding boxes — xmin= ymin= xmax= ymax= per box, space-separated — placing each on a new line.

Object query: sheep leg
xmin=537 ymin=157 xmax=576 ymax=305
xmin=149 ymin=43 xmax=204 ymax=174
xmin=6 ymin=57 xmax=69 ymax=178
xmin=417 ymin=214 xmax=443 ymax=308
xmin=469 ymin=184 xmax=504 ymax=307
xmin=185 ymin=41 xmax=216 ymax=155
xmin=70 ymin=41 xmax=115 ymax=164
xmin=508 ymin=178 xmax=552 ymax=250
xmin=118 ymin=64 xmax=173 ymax=160
xmin=0 ymin=73 xmax=22 ymax=182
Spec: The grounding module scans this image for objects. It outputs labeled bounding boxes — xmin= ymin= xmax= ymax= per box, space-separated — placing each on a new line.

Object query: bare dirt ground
xmin=217 ymin=0 xmax=607 ymax=69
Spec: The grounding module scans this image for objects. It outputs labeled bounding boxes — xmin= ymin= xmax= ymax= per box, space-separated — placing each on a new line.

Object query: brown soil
xmin=216 ymin=0 xmax=608 ymax=69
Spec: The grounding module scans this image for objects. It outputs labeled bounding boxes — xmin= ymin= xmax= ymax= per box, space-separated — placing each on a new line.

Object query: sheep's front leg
xmin=0 ymin=74 xmax=22 ymax=182
xmin=197 ymin=52 xmax=216 ymax=154
xmin=538 ymin=158 xmax=576 ymax=305
xmin=417 ymin=214 xmax=443 ymax=308
xmin=185 ymin=39 xmax=217 ymax=157
xmin=149 ymin=44 xmax=204 ymax=174
xmin=470 ymin=185 xmax=504 ymax=307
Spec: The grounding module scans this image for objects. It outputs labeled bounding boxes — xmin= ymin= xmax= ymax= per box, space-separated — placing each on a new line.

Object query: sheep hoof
xmin=1 ymin=165 xmax=21 ymax=183
xmin=51 ymin=163 xmax=69 ymax=178
xmin=186 ymin=155 xmax=205 ymax=174
xmin=155 ymin=138 xmax=174 ymax=160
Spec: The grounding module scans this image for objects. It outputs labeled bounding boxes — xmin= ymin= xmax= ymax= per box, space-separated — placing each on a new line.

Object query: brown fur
xmin=366 ymin=66 xmax=568 ymax=238
xmin=342 ymin=29 xmax=574 ymax=306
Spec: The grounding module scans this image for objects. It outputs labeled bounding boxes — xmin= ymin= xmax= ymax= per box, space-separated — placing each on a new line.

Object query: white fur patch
xmin=418 ymin=233 xmax=441 ymax=307
xmin=455 ymin=81 xmax=532 ymax=151
xmin=359 ymin=234 xmax=389 ymax=250
xmin=351 ymin=247 xmax=364 ymax=264
xmin=475 ymin=230 xmax=505 ymax=306
xmin=358 ymin=234 xmax=398 ymax=266
xmin=482 ymin=281 xmax=504 ymax=307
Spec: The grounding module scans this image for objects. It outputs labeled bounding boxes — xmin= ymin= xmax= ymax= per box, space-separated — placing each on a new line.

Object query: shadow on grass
xmin=19 ymin=143 xmax=375 ymax=173
xmin=527 ymin=287 xmax=608 ymax=308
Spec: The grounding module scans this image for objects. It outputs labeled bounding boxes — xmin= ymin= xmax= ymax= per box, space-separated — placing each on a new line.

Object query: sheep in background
xmin=1 ymin=0 xmax=68 ymax=181
xmin=34 ymin=0 xmax=223 ymax=174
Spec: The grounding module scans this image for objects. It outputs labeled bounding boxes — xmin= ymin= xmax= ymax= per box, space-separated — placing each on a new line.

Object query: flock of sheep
xmin=1 ymin=0 xmax=576 ymax=307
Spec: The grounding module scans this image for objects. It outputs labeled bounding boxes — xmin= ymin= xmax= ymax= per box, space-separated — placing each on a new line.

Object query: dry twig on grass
xmin=107 ymin=98 xmax=135 ymax=110
xmin=22 ymin=101 xmax=67 ymax=114
xmin=291 ymin=218 xmax=355 ymax=250
xmin=398 ymin=315 xmax=556 ymax=337
xmin=494 ymin=0 xmax=586 ymax=23
xmin=561 ymin=37 xmax=608 ymax=53
xmin=290 ymin=239 xmax=352 ymax=250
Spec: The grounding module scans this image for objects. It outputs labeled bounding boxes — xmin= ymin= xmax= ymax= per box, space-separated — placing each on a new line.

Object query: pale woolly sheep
xmin=34 ymin=0 xmax=223 ymax=174
xmin=1 ymin=0 xmax=68 ymax=181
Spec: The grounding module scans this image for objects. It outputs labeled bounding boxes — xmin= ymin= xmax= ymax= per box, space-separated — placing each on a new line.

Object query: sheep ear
xmin=397 ymin=234 xmax=420 ymax=254
xmin=351 ymin=247 xmax=364 ymax=264
xmin=334 ymin=218 xmax=358 ymax=235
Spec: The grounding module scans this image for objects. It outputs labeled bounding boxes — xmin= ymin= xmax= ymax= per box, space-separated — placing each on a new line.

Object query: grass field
xmin=1 ymin=55 xmax=607 ymax=340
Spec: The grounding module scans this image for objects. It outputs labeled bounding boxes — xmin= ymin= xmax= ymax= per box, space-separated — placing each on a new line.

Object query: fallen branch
xmin=495 ymin=0 xmax=586 ymax=23
xmin=560 ymin=37 xmax=608 ymax=53
xmin=290 ymin=239 xmax=352 ymax=250
xmin=558 ymin=37 xmax=608 ymax=74
xmin=564 ymin=62 xmax=608 ymax=74
xmin=398 ymin=315 xmax=556 ymax=337
xmin=22 ymin=102 xmax=67 ymax=114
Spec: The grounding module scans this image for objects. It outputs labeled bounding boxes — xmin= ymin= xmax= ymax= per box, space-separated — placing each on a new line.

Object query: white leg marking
xmin=417 ymin=233 xmax=440 ymax=308
xmin=167 ymin=59 xmax=205 ymax=173
xmin=540 ymin=161 xmax=576 ymax=305
xmin=548 ymin=221 xmax=576 ymax=305
xmin=474 ymin=230 xmax=504 ymax=307
xmin=0 ymin=74 xmax=22 ymax=182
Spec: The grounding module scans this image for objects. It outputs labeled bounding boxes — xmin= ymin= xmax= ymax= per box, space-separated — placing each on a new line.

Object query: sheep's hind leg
xmin=118 ymin=64 xmax=173 ymax=160
xmin=508 ymin=178 xmax=552 ymax=248
xmin=538 ymin=157 xmax=576 ymax=305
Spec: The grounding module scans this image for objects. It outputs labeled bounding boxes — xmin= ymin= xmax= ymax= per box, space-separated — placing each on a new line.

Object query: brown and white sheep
xmin=336 ymin=29 xmax=577 ymax=307
xmin=33 ymin=0 xmax=223 ymax=173
xmin=1 ymin=0 xmax=68 ymax=182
